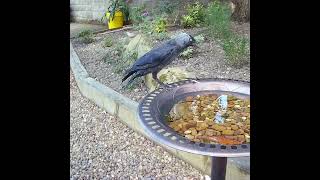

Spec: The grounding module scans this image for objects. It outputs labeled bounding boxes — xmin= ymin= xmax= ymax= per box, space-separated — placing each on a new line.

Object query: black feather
xmin=121 ymin=33 xmax=194 ymax=86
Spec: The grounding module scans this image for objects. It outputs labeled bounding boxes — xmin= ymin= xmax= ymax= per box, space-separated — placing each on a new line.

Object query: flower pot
xmin=106 ymin=11 xmax=124 ymax=30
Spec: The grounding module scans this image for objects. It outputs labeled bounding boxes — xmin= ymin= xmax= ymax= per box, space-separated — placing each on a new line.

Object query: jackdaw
xmin=121 ymin=33 xmax=197 ymax=87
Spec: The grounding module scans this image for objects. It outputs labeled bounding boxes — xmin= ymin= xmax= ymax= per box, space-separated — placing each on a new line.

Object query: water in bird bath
xmin=167 ymin=93 xmax=250 ymax=145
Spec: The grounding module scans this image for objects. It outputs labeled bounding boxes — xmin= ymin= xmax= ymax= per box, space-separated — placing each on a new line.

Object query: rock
xmin=198 ymin=130 xmax=206 ymax=136
xmin=185 ymin=135 xmax=194 ymax=140
xmin=145 ymin=66 xmax=196 ymax=92
xmin=237 ymin=135 xmax=245 ymax=142
xmin=126 ymin=32 xmax=136 ymax=38
xmin=185 ymin=121 xmax=197 ymax=129
xmin=212 ymin=124 xmax=226 ymax=131
xmin=170 ymin=102 xmax=190 ymax=120
xmin=225 ymin=135 xmax=238 ymax=140
xmin=124 ymin=34 xmax=141 ymax=53
xmin=185 ymin=96 xmax=194 ymax=102
xmin=245 ymin=134 xmax=250 ymax=143
xmin=231 ymin=125 xmax=239 ymax=130
xmin=213 ymin=130 xmax=221 ymax=136
xmin=191 ymin=129 xmax=198 ymax=136
xmin=196 ymin=121 xmax=208 ymax=131
xmin=204 ymin=118 xmax=214 ymax=126
xmin=234 ymin=129 xmax=244 ymax=135
xmin=205 ymin=129 xmax=215 ymax=136
xmin=222 ymin=129 xmax=234 ymax=135
xmin=123 ymin=34 xmax=151 ymax=59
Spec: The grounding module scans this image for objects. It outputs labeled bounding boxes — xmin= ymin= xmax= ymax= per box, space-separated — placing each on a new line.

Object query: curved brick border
xmin=70 ymin=41 xmax=250 ymax=179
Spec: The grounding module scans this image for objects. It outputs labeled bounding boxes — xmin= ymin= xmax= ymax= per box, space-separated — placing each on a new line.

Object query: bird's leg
xmin=152 ymin=72 xmax=164 ymax=86
xmin=152 ymin=72 xmax=171 ymax=90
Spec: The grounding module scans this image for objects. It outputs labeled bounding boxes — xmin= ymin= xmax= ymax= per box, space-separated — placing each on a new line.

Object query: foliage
xmin=102 ymin=38 xmax=138 ymax=74
xmin=153 ymin=16 xmax=167 ymax=33
xmin=128 ymin=3 xmax=147 ymax=24
xmin=101 ymin=0 xmax=129 ymax=22
xmin=181 ymin=2 xmax=205 ymax=28
xmin=222 ymin=35 xmax=249 ymax=67
xmin=154 ymin=0 xmax=179 ymax=15
xmin=103 ymin=36 xmax=113 ymax=47
xmin=205 ymin=0 xmax=232 ymax=39
xmin=133 ymin=15 xmax=169 ymax=41
xmin=205 ymin=1 xmax=249 ymax=68
xmin=180 ymin=47 xmax=194 ymax=59
xmin=77 ymin=29 xmax=94 ymax=44
xmin=194 ymin=34 xmax=205 ymax=43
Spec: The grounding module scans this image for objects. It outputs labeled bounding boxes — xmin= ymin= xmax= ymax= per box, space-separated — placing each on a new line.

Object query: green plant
xmin=222 ymin=35 xmax=249 ymax=67
xmin=102 ymin=38 xmax=139 ymax=75
xmin=181 ymin=15 xmax=196 ymax=28
xmin=133 ymin=16 xmax=168 ymax=41
xmin=153 ymin=16 xmax=167 ymax=33
xmin=117 ymin=50 xmax=138 ymax=73
xmin=103 ymin=36 xmax=113 ymax=47
xmin=154 ymin=0 xmax=179 ymax=15
xmin=101 ymin=0 xmax=129 ymax=22
xmin=205 ymin=1 xmax=232 ymax=39
xmin=129 ymin=4 xmax=147 ymax=24
xmin=77 ymin=29 xmax=94 ymax=44
xmin=194 ymin=34 xmax=205 ymax=43
xmin=126 ymin=77 xmax=142 ymax=90
xmin=204 ymin=1 xmax=249 ymax=68
xmin=180 ymin=47 xmax=194 ymax=58
xmin=152 ymin=32 xmax=168 ymax=41
xmin=133 ymin=18 xmax=153 ymax=34
xmin=181 ymin=2 xmax=205 ymax=28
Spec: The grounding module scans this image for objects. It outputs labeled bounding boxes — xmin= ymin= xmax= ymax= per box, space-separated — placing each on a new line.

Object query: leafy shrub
xmin=77 ymin=29 xmax=94 ymax=44
xmin=181 ymin=2 xmax=205 ymax=28
xmin=180 ymin=47 xmax=194 ymax=58
xmin=205 ymin=1 xmax=232 ymax=39
xmin=222 ymin=35 xmax=249 ymax=67
xmin=103 ymin=36 xmax=113 ymax=47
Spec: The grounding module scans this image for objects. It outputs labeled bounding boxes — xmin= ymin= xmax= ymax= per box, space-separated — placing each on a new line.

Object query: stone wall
xmin=70 ymin=0 xmax=155 ymax=23
xmin=69 ymin=0 xmax=219 ymax=24
xmin=70 ymin=0 xmax=110 ymax=23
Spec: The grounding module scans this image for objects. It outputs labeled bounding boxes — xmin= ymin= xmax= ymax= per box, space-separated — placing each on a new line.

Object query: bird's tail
xmin=120 ymin=70 xmax=143 ymax=90
xmin=121 ymin=68 xmax=136 ymax=83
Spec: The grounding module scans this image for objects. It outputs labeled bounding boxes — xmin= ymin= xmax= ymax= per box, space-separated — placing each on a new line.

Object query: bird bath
xmin=137 ymin=78 xmax=250 ymax=180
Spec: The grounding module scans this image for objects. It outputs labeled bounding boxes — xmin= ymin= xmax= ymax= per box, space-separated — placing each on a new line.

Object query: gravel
xmin=70 ymin=71 xmax=206 ymax=179
xmin=71 ymin=23 xmax=250 ymax=102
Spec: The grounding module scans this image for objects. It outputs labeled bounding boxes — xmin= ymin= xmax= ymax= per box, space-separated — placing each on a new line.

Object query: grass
xmin=205 ymin=1 xmax=249 ymax=67
xmin=102 ymin=38 xmax=138 ymax=75
xmin=103 ymin=36 xmax=113 ymax=47
xmin=223 ymin=35 xmax=250 ymax=68
xmin=194 ymin=34 xmax=205 ymax=43
xmin=180 ymin=47 xmax=194 ymax=59
xmin=77 ymin=29 xmax=94 ymax=44
xmin=205 ymin=1 xmax=232 ymax=39
xmin=181 ymin=2 xmax=206 ymax=28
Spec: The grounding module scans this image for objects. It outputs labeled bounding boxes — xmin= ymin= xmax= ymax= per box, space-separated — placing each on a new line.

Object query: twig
xmin=99 ymin=26 xmax=134 ymax=35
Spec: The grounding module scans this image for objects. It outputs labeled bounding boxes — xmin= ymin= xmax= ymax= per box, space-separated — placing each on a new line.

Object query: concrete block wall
xmin=70 ymin=0 xmax=162 ymax=23
xmin=70 ymin=0 xmax=110 ymax=23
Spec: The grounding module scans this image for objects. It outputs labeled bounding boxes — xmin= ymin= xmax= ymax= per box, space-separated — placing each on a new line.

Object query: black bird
xmin=122 ymin=33 xmax=197 ymax=87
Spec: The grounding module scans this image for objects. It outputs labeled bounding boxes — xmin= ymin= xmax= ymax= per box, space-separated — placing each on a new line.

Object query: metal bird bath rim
xmin=137 ymin=78 xmax=250 ymax=180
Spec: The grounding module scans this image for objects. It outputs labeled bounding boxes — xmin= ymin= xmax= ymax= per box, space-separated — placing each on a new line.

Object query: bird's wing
xmin=133 ymin=43 xmax=177 ymax=70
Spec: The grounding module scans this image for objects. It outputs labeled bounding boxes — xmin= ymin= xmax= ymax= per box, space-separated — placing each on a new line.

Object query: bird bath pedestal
xmin=137 ymin=78 xmax=250 ymax=180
